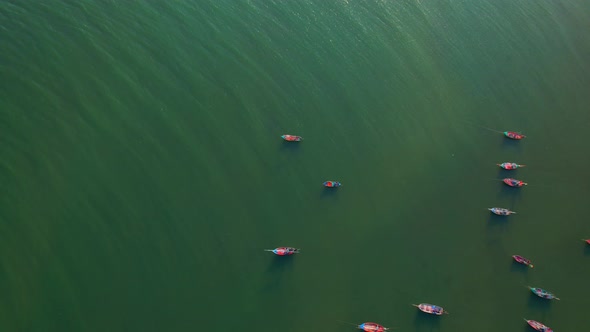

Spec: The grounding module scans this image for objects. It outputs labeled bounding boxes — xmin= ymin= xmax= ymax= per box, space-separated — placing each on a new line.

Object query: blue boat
xmin=528 ymin=286 xmax=560 ymax=300
xmin=323 ymin=181 xmax=341 ymax=188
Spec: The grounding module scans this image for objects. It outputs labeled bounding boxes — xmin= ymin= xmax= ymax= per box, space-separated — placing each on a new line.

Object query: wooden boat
xmin=503 ymin=178 xmax=527 ymax=187
xmin=357 ymin=322 xmax=389 ymax=332
xmin=265 ymin=247 xmax=300 ymax=256
xmin=528 ymin=287 xmax=560 ymax=300
xmin=323 ymin=181 xmax=341 ymax=188
xmin=413 ymin=303 xmax=447 ymax=315
xmin=504 ymin=131 xmax=526 ymax=140
xmin=488 ymin=207 xmax=516 ymax=216
xmin=281 ymin=134 xmax=303 ymax=142
xmin=524 ymin=319 xmax=553 ymax=332
xmin=512 ymin=255 xmax=534 ymax=268
xmin=497 ymin=162 xmax=525 ymax=170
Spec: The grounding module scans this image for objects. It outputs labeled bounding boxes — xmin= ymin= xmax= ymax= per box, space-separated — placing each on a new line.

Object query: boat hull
xmin=503 ymin=178 xmax=526 ymax=187
xmin=512 ymin=255 xmax=533 ymax=268
xmin=415 ymin=303 xmax=444 ymax=315
xmin=271 ymin=247 xmax=299 ymax=256
xmin=526 ymin=319 xmax=553 ymax=332
xmin=281 ymin=134 xmax=302 ymax=142
xmin=498 ymin=162 xmax=522 ymax=170
xmin=504 ymin=131 xmax=525 ymax=140
xmin=323 ymin=181 xmax=341 ymax=188
xmin=358 ymin=322 xmax=387 ymax=332
xmin=529 ymin=287 xmax=559 ymax=300
xmin=489 ymin=207 xmax=515 ymax=215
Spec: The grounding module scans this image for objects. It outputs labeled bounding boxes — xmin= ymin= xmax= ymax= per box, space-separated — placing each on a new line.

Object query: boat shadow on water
xmin=584 ymin=245 xmax=590 ymax=256
xmin=496 ymin=168 xmax=521 ymax=178
xmin=279 ymin=141 xmax=303 ymax=153
xmin=261 ymin=256 xmax=297 ymax=292
xmin=501 ymin=137 xmax=523 ymax=151
xmin=413 ymin=311 xmax=441 ymax=332
xmin=527 ymin=293 xmax=553 ymax=313
xmin=496 ymin=184 xmax=523 ymax=203
xmin=265 ymin=255 xmax=297 ymax=274
xmin=320 ymin=187 xmax=340 ymax=200
xmin=509 ymin=262 xmax=532 ymax=280
xmin=486 ymin=214 xmax=510 ymax=233
xmin=510 ymin=261 xmax=530 ymax=272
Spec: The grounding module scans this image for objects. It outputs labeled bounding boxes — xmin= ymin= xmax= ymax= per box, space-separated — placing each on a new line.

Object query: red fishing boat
xmin=583 ymin=239 xmax=590 ymax=245
xmin=357 ymin=322 xmax=389 ymax=332
xmin=503 ymin=178 xmax=527 ymax=187
xmin=488 ymin=207 xmax=516 ymax=216
xmin=497 ymin=162 xmax=525 ymax=170
xmin=512 ymin=255 xmax=534 ymax=268
xmin=281 ymin=134 xmax=302 ymax=142
xmin=524 ymin=319 xmax=553 ymax=332
xmin=504 ymin=131 xmax=526 ymax=140
xmin=413 ymin=303 xmax=447 ymax=315
xmin=264 ymin=247 xmax=300 ymax=256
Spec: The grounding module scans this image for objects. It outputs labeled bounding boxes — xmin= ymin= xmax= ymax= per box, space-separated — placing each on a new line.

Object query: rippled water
xmin=1 ymin=0 xmax=589 ymax=331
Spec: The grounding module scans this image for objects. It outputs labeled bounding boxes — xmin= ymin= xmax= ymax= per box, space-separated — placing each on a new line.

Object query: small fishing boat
xmin=413 ymin=303 xmax=447 ymax=315
xmin=504 ymin=131 xmax=526 ymax=140
xmin=513 ymin=255 xmax=534 ymax=268
xmin=265 ymin=247 xmax=300 ymax=256
xmin=488 ymin=207 xmax=516 ymax=216
xmin=281 ymin=134 xmax=303 ymax=142
xmin=357 ymin=322 xmax=389 ymax=332
xmin=524 ymin=319 xmax=553 ymax=332
xmin=497 ymin=162 xmax=525 ymax=170
xmin=583 ymin=239 xmax=590 ymax=245
xmin=503 ymin=178 xmax=527 ymax=187
xmin=323 ymin=181 xmax=341 ymax=188
xmin=528 ymin=287 xmax=560 ymax=300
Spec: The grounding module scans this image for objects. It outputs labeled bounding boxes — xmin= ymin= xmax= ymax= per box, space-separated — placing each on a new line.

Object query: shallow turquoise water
xmin=1 ymin=0 xmax=589 ymax=331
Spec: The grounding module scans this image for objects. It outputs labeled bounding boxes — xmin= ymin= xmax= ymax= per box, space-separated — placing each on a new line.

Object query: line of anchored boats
xmin=272 ymin=131 xmax=587 ymax=332
xmin=490 ymin=131 xmax=550 ymax=332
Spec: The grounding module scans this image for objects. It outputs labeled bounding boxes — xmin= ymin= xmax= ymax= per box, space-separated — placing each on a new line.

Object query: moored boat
xmin=528 ymin=287 xmax=560 ymax=300
xmin=358 ymin=322 xmax=389 ymax=332
xmin=265 ymin=247 xmax=300 ymax=256
xmin=281 ymin=134 xmax=303 ymax=142
xmin=503 ymin=178 xmax=527 ymax=187
xmin=512 ymin=255 xmax=534 ymax=268
xmin=413 ymin=303 xmax=447 ymax=315
xmin=323 ymin=181 xmax=341 ymax=188
xmin=504 ymin=131 xmax=526 ymax=140
xmin=524 ymin=318 xmax=553 ymax=332
xmin=488 ymin=207 xmax=516 ymax=216
xmin=497 ymin=162 xmax=525 ymax=170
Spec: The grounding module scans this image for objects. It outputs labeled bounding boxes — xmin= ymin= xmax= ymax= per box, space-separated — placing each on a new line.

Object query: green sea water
xmin=1 ymin=0 xmax=590 ymax=331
